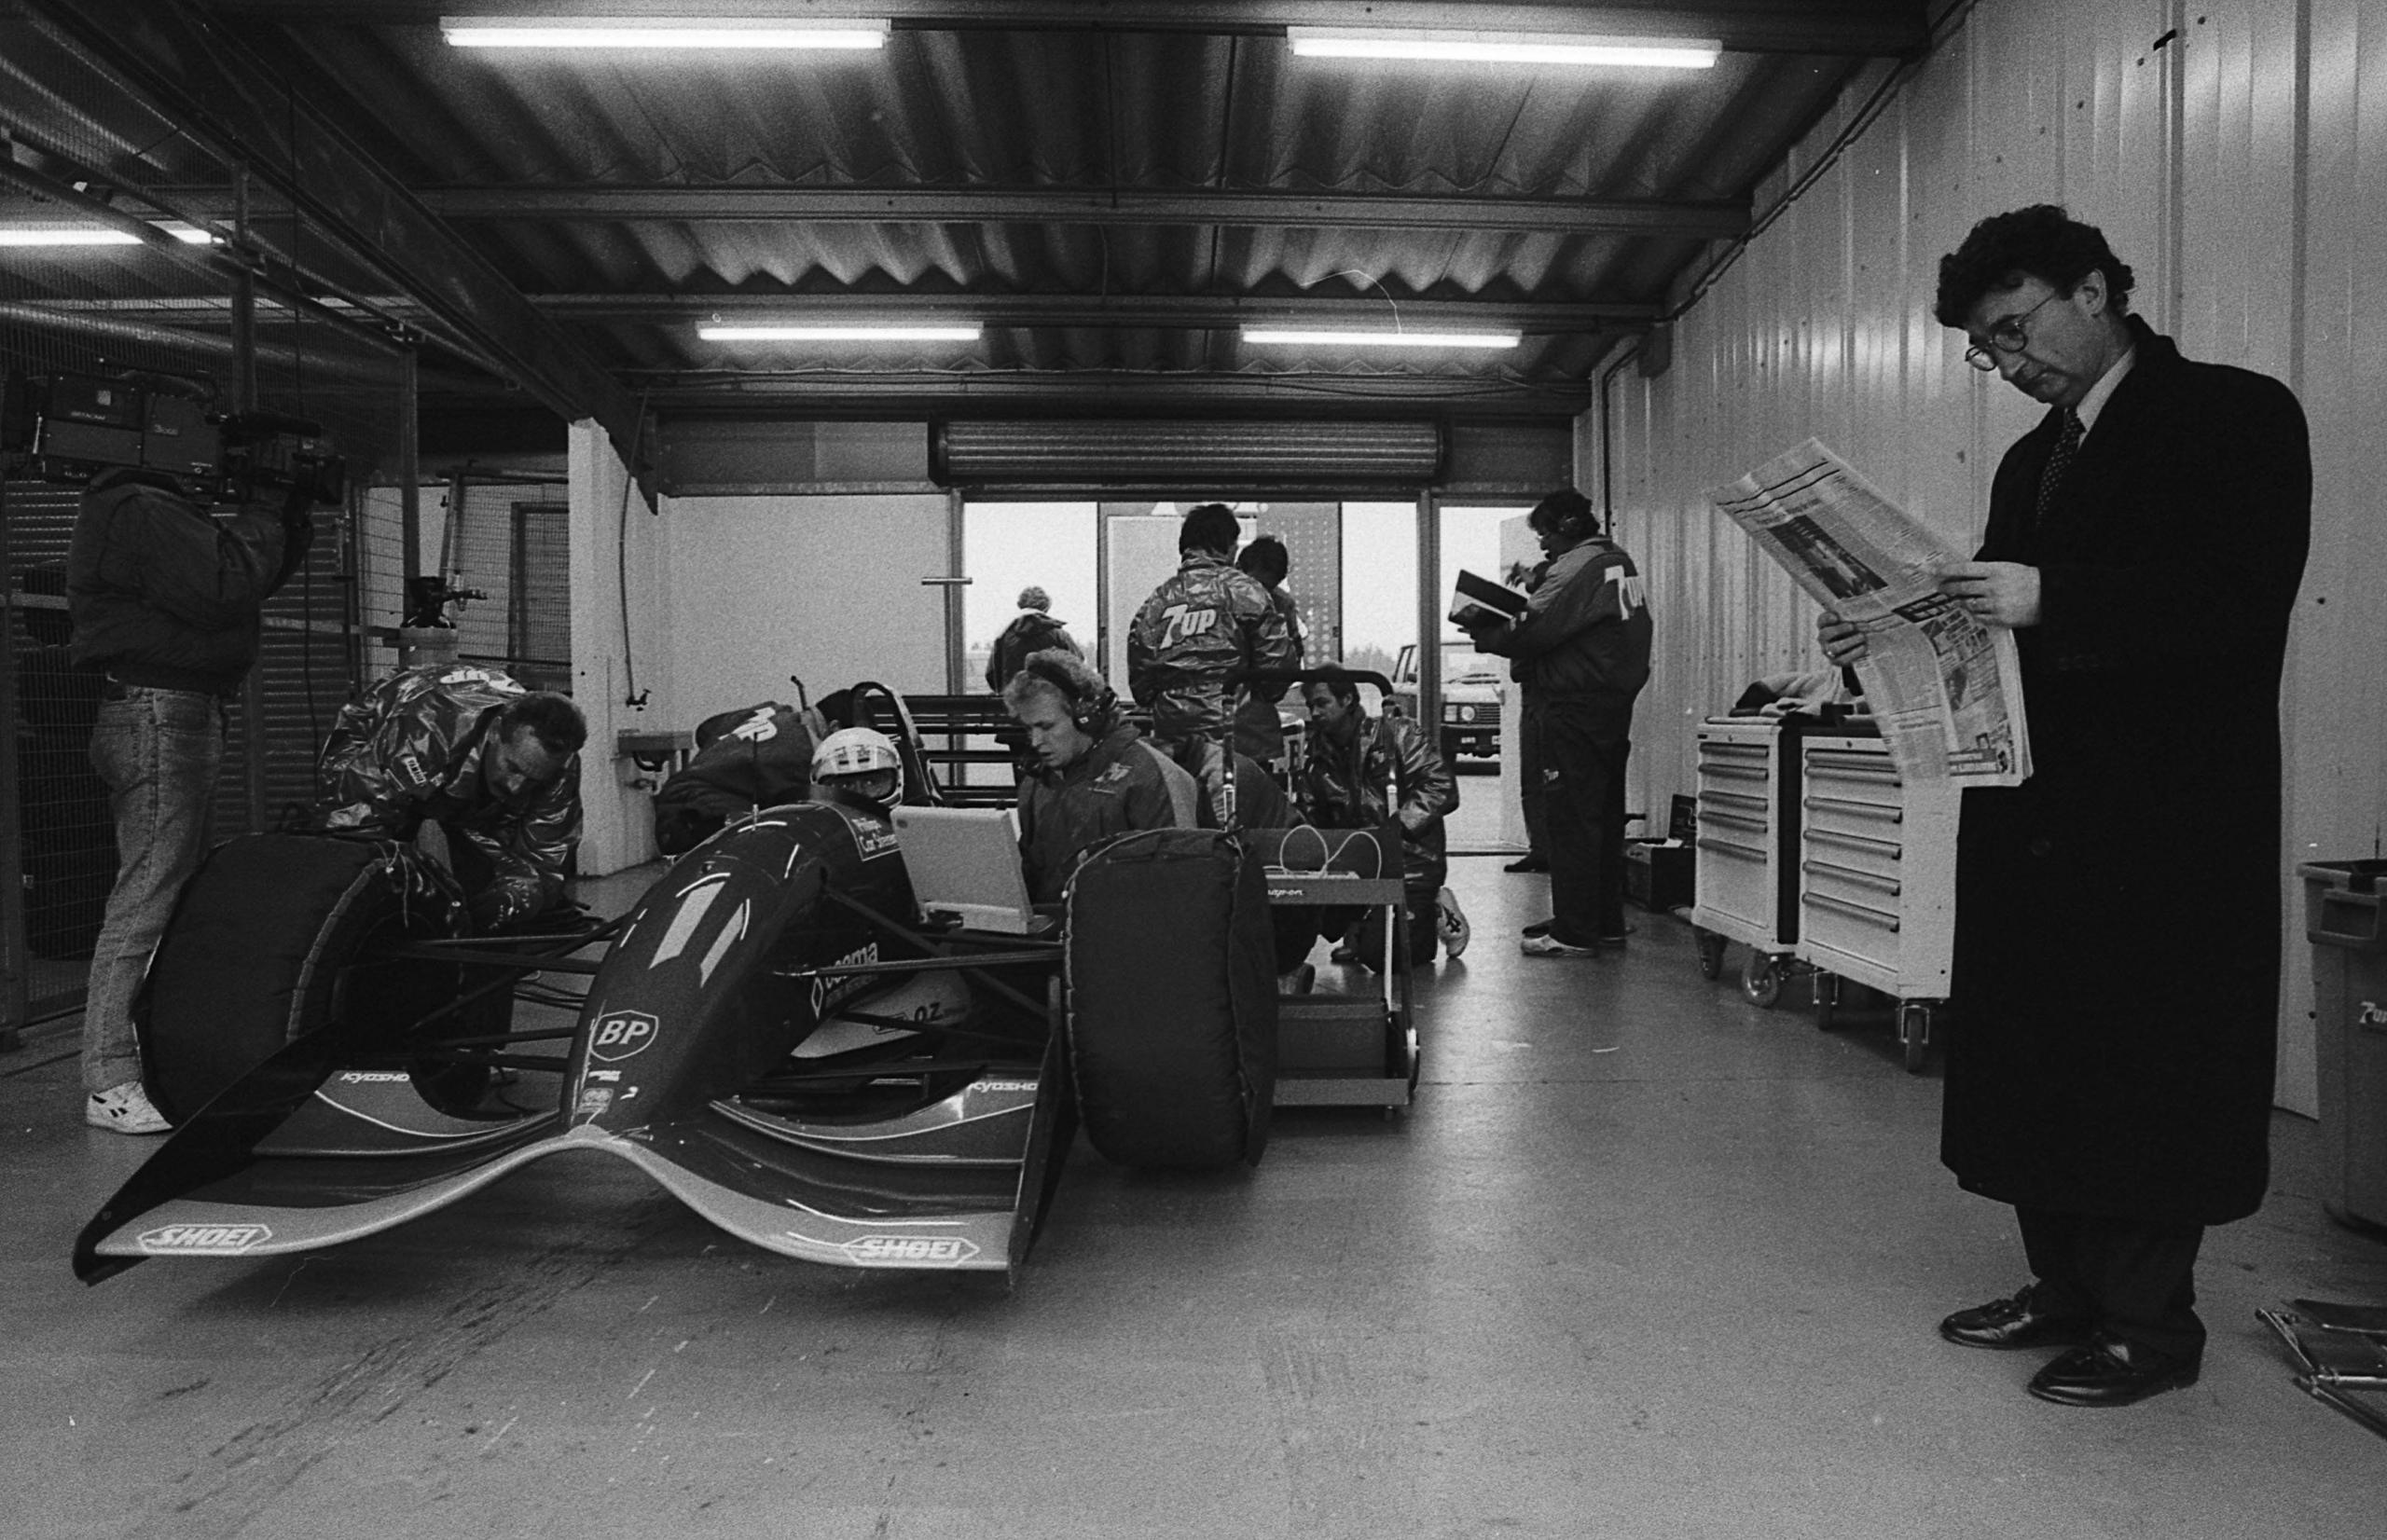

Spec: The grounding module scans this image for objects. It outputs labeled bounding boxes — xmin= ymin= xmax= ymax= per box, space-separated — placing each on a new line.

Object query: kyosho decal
xmin=138 ymin=1223 xmax=271 ymax=1255
xmin=836 ymin=1235 xmax=981 ymax=1266
xmin=338 ymin=1071 xmax=413 ymax=1084
xmin=589 ymin=1011 xmax=660 ymax=1062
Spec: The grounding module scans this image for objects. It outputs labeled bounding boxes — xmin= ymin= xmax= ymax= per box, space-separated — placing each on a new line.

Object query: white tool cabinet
xmin=1690 ymin=717 xmax=1813 ymax=1007
xmin=1794 ymin=735 xmax=1961 ymax=1072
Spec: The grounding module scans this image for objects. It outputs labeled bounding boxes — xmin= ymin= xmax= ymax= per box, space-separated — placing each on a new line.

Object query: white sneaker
xmin=1520 ymin=932 xmax=1596 ymax=958
xmin=1437 ymin=887 xmax=1471 ymax=958
xmin=87 ymin=1081 xmax=172 ymax=1135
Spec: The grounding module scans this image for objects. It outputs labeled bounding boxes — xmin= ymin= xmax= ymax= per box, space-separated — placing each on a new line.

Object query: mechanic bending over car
xmin=1294 ymin=667 xmax=1468 ymax=969
xmin=307 ymin=661 xmax=586 ymax=930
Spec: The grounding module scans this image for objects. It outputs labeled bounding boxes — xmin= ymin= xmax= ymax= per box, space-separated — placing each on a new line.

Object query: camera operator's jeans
xmin=82 ymin=686 xmax=223 ymax=1094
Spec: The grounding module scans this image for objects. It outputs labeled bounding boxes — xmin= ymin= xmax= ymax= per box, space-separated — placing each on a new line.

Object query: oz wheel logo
xmin=589 ymin=1011 xmax=660 ymax=1062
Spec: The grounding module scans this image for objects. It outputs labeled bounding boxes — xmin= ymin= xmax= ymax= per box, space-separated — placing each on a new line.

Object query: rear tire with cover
xmin=140 ymin=833 xmax=493 ymax=1122
xmin=1063 ymin=829 xmax=1277 ymax=1170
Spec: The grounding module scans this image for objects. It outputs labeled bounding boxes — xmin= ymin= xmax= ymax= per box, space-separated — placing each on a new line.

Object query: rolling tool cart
xmin=1257 ymin=824 xmax=1418 ymax=1107
xmin=1240 ymin=667 xmax=1419 ymax=1109
xmin=1690 ymin=715 xmax=1825 ymax=1008
xmin=1793 ymin=731 xmax=1961 ymax=1072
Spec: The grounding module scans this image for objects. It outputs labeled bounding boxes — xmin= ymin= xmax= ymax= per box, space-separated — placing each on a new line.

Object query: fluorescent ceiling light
xmin=1288 ymin=28 xmax=1719 ymax=69
xmin=697 ymin=323 xmax=982 ymax=342
xmin=1243 ymin=327 xmax=1521 ymax=350
xmin=441 ymin=17 xmax=890 ymax=51
xmin=0 ymin=225 xmax=214 ymax=247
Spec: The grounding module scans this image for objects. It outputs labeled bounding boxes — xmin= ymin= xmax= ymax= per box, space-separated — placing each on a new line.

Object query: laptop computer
xmin=888 ymin=804 xmax=1055 ymax=936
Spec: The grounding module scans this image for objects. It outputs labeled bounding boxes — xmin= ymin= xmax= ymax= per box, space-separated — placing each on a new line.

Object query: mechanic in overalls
xmin=308 ymin=661 xmax=586 ymax=930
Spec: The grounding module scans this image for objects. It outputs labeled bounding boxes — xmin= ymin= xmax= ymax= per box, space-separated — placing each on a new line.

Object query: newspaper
xmin=1708 ymin=438 xmax=2031 ymax=787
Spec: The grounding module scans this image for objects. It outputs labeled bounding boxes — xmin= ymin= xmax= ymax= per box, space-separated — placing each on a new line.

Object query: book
xmin=1448 ymin=569 xmax=1529 ymax=629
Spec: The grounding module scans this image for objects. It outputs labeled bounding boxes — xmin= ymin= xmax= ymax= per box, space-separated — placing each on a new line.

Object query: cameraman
xmin=66 ymin=462 xmax=315 ymax=1134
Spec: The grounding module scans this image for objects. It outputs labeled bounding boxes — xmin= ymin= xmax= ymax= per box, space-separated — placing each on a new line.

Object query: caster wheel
xmin=1898 ymin=1004 xmax=1934 ymax=1073
xmin=1695 ymin=929 xmax=1725 ymax=981
xmin=1741 ymin=951 xmax=1783 ymax=1009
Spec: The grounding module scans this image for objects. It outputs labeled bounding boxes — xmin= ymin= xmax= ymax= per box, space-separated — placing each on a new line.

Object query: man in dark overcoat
xmin=1820 ymin=205 xmax=2311 ymax=1408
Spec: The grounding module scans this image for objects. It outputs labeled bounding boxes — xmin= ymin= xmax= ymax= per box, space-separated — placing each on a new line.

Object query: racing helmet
xmin=810 ymin=726 xmax=904 ymax=809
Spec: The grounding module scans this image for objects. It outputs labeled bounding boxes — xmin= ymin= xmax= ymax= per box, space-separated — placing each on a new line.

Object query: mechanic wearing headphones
xmin=309 ymin=661 xmax=586 ymax=931
xmin=1002 ymin=649 xmax=1195 ymax=903
xmin=1126 ymin=503 xmax=1297 ymax=826
xmin=1463 ymin=488 xmax=1652 ymax=957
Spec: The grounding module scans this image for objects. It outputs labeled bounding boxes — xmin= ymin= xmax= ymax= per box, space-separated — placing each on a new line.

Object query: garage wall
xmin=658 ymin=489 xmax=950 ymax=722
xmin=1593 ymin=0 xmax=2387 ymax=1113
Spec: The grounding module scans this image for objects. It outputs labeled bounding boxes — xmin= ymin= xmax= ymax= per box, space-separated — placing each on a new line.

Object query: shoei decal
xmin=574 ymin=1085 xmax=614 ymax=1117
xmin=138 ymin=1223 xmax=271 ymax=1255
xmin=589 ymin=1011 xmax=660 ymax=1063
xmin=836 ymin=1235 xmax=981 ymax=1267
xmin=835 ymin=806 xmax=901 ymax=862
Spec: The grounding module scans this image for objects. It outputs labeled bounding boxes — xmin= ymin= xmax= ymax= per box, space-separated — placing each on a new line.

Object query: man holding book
xmin=1460 ymin=489 xmax=1651 ymax=956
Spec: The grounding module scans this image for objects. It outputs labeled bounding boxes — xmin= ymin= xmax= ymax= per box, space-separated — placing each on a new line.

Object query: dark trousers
xmin=2017 ymin=1206 xmax=2207 ymax=1360
xmin=1536 ymin=698 xmax=1633 ymax=947
xmin=1517 ymin=694 xmax=1550 ymax=860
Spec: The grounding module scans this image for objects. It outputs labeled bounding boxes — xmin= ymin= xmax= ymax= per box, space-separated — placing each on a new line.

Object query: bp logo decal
xmin=138 ymin=1223 xmax=271 ymax=1255
xmin=836 ymin=1235 xmax=981 ymax=1267
xmin=589 ymin=1011 xmax=660 ymax=1062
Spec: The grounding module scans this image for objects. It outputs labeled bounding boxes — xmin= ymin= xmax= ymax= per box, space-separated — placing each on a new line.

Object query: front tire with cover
xmin=139 ymin=833 xmax=490 ymax=1122
xmin=1063 ymin=829 xmax=1277 ymax=1170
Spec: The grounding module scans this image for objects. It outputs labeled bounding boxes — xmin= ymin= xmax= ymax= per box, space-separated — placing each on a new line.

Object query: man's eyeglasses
xmin=1963 ymin=290 xmax=2064 ymax=372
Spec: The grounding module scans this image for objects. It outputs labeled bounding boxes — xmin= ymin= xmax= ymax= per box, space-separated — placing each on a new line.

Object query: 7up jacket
xmin=310 ymin=663 xmax=582 ymax=926
xmin=1126 ymin=552 xmax=1297 ymax=744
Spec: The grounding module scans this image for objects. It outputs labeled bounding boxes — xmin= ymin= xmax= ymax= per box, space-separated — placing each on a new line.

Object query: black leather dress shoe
xmin=2026 ymin=1335 xmax=2200 ymax=1408
xmin=1503 ymin=857 xmax=1550 ymax=873
xmin=1938 ymin=1285 xmax=2093 ymax=1350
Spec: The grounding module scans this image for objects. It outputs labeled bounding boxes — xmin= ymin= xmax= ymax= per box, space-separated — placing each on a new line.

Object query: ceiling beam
xmin=601 ymin=371 xmax=1601 ymax=419
xmin=539 ymin=292 xmax=1661 ymax=334
xmin=24 ymin=0 xmax=644 ymax=461
xmin=210 ymin=2 xmax=1930 ymax=57
xmin=400 ymin=186 xmax=1746 ymax=241
xmin=29 ymin=291 xmax=1659 ymax=334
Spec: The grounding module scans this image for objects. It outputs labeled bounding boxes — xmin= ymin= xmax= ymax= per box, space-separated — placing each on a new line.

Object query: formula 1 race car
xmin=74 ymin=689 xmax=1282 ymax=1286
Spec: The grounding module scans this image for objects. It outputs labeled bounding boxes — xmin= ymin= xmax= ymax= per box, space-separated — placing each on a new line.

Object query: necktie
xmin=2034 ymin=408 xmax=2084 ymax=528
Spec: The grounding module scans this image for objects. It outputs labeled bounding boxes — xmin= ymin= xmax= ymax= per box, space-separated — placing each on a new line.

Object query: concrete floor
xmin=6 ymin=853 xmax=2386 ymax=1540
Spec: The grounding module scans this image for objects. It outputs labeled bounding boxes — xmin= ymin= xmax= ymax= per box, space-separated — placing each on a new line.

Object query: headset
xmin=1023 ymin=653 xmax=1117 ymax=736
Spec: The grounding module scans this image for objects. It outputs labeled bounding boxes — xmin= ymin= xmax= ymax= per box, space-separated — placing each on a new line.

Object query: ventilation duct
xmin=932 ymin=419 xmax=1443 ymax=488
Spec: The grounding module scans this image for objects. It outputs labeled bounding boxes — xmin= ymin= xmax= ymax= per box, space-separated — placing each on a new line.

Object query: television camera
xmin=1 ymin=368 xmax=347 ymax=506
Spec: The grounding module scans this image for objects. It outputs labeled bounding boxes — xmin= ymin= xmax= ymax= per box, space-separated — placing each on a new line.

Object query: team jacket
xmin=1126 ymin=553 xmax=1297 ymax=744
xmin=65 ymin=469 xmax=312 ymax=695
xmin=310 ymin=663 xmax=582 ymax=926
xmin=1294 ymin=710 xmax=1456 ymax=890
xmin=1015 ymin=721 xmax=1188 ymax=903
xmin=1478 ymin=537 xmax=1652 ymax=703
xmin=1232 ymin=584 xmax=1305 ymax=760
xmin=650 ymin=702 xmax=821 ymax=855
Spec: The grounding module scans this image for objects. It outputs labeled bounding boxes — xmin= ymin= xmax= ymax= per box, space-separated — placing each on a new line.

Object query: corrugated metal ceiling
xmin=1 ymin=1 xmax=1931 ymax=437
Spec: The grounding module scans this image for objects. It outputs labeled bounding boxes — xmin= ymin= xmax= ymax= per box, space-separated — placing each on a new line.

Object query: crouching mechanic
xmin=1295 ymin=667 xmax=1466 ymax=968
xmin=309 ymin=662 xmax=586 ymax=930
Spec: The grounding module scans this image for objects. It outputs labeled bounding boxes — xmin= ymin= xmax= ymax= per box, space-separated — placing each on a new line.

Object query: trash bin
xmin=2300 ymin=859 xmax=2387 ymax=1232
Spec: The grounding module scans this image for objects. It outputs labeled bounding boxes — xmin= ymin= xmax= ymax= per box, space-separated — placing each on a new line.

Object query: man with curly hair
xmin=1819 ymin=205 xmax=2311 ymax=1409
